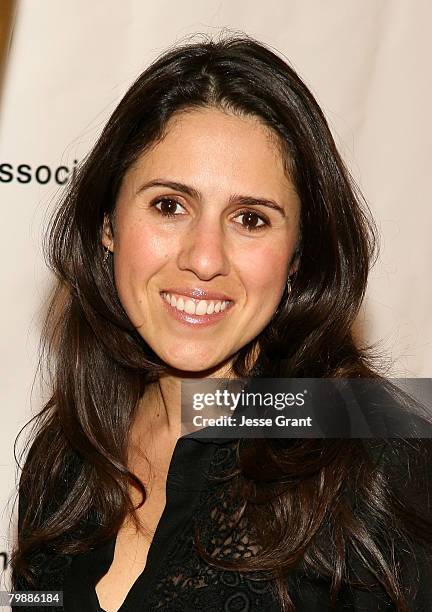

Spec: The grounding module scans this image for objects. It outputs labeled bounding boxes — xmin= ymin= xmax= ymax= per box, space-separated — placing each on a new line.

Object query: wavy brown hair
xmin=11 ymin=32 xmax=432 ymax=611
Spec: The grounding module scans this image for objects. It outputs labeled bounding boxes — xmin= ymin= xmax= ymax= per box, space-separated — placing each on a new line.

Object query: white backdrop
xmin=1 ymin=0 xmax=431 ymax=593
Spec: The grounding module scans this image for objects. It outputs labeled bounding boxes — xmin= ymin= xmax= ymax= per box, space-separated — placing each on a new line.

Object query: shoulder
xmin=350 ymin=438 xmax=432 ymax=609
xmin=348 ymin=378 xmax=432 ymax=437
xmin=17 ymin=445 xmax=83 ymax=532
xmin=13 ymin=445 xmax=86 ymax=592
xmin=367 ymin=438 xmax=432 ymax=494
xmin=355 ymin=438 xmax=432 ymax=532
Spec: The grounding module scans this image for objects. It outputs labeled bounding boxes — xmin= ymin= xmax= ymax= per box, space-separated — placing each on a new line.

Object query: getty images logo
xmin=0 ymin=160 xmax=79 ymax=185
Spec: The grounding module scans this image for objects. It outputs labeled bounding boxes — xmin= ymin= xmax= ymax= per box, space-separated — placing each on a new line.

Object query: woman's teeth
xmin=162 ymin=292 xmax=231 ymax=316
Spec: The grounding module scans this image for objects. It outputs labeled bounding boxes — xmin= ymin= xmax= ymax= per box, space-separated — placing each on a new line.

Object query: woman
xmin=11 ymin=34 xmax=432 ymax=611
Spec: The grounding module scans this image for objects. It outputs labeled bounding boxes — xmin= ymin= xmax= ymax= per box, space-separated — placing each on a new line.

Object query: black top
xmin=13 ymin=434 xmax=432 ymax=612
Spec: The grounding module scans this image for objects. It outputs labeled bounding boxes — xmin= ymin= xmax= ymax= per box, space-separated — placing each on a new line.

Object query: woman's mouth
xmin=160 ymin=291 xmax=234 ymax=326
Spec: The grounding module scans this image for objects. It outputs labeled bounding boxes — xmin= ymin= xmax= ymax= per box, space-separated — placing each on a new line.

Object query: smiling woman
xmin=101 ymin=107 xmax=300 ymax=371
xmin=11 ymin=33 xmax=432 ymax=612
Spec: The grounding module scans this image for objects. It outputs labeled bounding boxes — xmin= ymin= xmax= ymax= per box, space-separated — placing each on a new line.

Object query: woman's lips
xmin=161 ymin=286 xmax=233 ymax=301
xmin=159 ymin=292 xmax=234 ymax=327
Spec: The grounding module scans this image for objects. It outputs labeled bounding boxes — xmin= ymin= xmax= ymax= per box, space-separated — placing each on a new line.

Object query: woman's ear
xmin=101 ymin=214 xmax=114 ymax=251
xmin=290 ymin=259 xmax=299 ymax=276
xmin=289 ymin=237 xmax=302 ymax=276
xmin=289 ymin=252 xmax=300 ymax=276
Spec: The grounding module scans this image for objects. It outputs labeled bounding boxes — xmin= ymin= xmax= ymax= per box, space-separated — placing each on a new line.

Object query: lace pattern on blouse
xmin=146 ymin=441 xmax=277 ymax=611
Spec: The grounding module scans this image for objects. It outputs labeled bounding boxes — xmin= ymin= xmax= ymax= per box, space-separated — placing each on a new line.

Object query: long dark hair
xmin=11 ymin=32 xmax=432 ymax=611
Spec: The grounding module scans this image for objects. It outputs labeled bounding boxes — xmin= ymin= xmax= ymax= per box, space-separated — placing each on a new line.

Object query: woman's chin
xmin=160 ymin=352 xmax=233 ymax=377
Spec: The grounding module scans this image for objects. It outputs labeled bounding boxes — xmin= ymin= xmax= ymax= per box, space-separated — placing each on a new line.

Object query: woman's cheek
xmin=241 ymin=244 xmax=289 ymax=298
xmin=118 ymin=225 xmax=169 ymax=272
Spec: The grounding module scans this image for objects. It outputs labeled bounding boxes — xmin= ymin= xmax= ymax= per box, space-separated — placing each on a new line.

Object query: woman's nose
xmin=177 ymin=216 xmax=230 ymax=281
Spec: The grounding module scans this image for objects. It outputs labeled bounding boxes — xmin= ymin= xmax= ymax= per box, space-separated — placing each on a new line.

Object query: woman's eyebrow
xmin=136 ymin=178 xmax=287 ymax=217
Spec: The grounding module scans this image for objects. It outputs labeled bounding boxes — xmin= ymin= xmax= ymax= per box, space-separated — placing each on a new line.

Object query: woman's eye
xmin=153 ymin=197 xmax=186 ymax=216
xmin=152 ymin=199 xmax=268 ymax=231
xmin=234 ymin=210 xmax=269 ymax=231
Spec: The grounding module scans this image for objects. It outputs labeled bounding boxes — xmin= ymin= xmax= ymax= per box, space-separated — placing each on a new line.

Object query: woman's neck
xmin=134 ymin=359 xmax=236 ymax=443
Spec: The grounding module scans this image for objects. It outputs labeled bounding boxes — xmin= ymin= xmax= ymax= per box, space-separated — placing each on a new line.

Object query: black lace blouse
xmin=13 ymin=434 xmax=432 ymax=612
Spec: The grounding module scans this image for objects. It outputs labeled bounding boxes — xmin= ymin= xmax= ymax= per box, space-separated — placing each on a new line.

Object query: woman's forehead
xmin=122 ymin=107 xmax=298 ymax=203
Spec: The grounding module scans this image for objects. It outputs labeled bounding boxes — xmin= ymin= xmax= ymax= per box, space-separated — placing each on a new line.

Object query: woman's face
xmin=102 ymin=107 xmax=300 ymax=374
